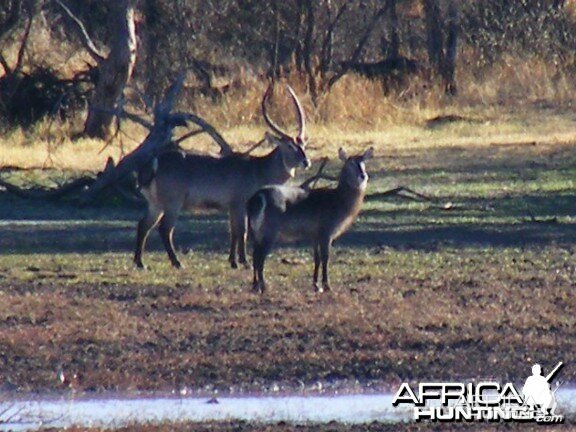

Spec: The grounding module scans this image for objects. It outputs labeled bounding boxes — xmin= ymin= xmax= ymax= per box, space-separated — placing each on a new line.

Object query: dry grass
xmin=2 ymin=103 xmax=576 ymax=172
xmin=189 ymin=54 xmax=576 ymax=130
xmin=461 ymin=53 xmax=576 ymax=107
xmin=2 ymin=53 xmax=576 ymax=172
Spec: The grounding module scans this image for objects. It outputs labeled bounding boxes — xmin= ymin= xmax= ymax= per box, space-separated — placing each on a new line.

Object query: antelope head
xmin=262 ymin=85 xmax=311 ymax=175
xmin=338 ymin=147 xmax=375 ymax=191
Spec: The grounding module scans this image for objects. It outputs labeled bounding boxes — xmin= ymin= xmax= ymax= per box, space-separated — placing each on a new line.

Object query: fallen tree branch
xmin=78 ymin=129 xmax=165 ymax=204
xmin=300 ymin=158 xmax=336 ymax=189
xmin=154 ymin=73 xmax=184 ymax=118
xmin=93 ymin=99 xmax=154 ymax=131
xmin=523 ymin=211 xmax=558 ymax=224
xmin=0 ymin=165 xmax=47 ymax=172
xmin=78 ymin=75 xmax=227 ymax=203
xmin=0 ymin=76 xmax=243 ymax=204
xmin=120 ymin=109 xmax=154 ymax=130
xmin=0 ymin=176 xmax=94 ymax=200
xmin=174 ymin=129 xmax=205 ymax=146
xmin=367 ymin=186 xmax=436 ymax=202
xmin=241 ymin=138 xmax=267 ymax=157
xmin=177 ymin=112 xmax=233 ymax=156
xmin=299 ymin=165 xmax=442 ymax=205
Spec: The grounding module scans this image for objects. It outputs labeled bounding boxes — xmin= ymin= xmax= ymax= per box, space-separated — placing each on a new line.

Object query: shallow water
xmin=1 ymin=388 xmax=576 ymax=431
xmin=0 ymin=220 xmax=103 ymax=227
xmin=1 ymin=393 xmax=406 ymax=430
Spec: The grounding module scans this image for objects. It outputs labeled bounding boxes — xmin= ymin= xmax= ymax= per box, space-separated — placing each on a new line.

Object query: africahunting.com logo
xmin=392 ymin=361 xmax=564 ymax=423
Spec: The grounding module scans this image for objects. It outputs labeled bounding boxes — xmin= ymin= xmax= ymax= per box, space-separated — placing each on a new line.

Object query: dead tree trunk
xmin=423 ymin=0 xmax=443 ymax=73
xmin=422 ymin=0 xmax=458 ymax=95
xmin=0 ymin=75 xmax=233 ymax=204
xmin=79 ymin=75 xmax=232 ymax=204
xmin=301 ymin=0 xmax=318 ymax=104
xmin=83 ymin=0 xmax=137 ymax=139
xmin=443 ymin=2 xmax=458 ymax=96
xmin=390 ymin=0 xmax=400 ymax=58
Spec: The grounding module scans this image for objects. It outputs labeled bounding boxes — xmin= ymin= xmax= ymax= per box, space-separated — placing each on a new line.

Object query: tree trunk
xmin=422 ymin=0 xmax=443 ymax=74
xmin=84 ymin=0 xmax=137 ymax=140
xmin=387 ymin=0 xmax=400 ymax=59
xmin=422 ymin=0 xmax=458 ymax=96
xmin=319 ymin=0 xmax=333 ymax=74
xmin=302 ymin=0 xmax=318 ymax=104
xmin=442 ymin=1 xmax=458 ymax=96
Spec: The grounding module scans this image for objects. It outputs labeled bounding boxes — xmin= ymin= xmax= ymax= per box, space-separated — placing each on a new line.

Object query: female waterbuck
xmin=134 ymin=86 xmax=310 ymax=269
xmin=248 ymin=147 xmax=374 ymax=293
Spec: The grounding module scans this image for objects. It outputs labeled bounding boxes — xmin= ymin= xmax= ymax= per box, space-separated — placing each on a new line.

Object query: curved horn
xmin=286 ymin=85 xmax=306 ymax=140
xmin=262 ymin=85 xmax=291 ymax=139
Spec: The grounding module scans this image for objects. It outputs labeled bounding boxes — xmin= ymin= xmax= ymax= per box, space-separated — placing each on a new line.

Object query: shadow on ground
xmin=0 ymin=141 xmax=575 ymax=255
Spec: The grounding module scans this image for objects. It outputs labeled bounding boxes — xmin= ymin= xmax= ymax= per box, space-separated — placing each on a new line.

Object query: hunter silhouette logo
xmin=522 ymin=362 xmax=563 ymax=415
xmin=392 ymin=361 xmax=564 ymax=423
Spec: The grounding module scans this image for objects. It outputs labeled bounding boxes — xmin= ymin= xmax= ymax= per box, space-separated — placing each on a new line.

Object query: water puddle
xmin=2 ymin=393 xmax=407 ymax=430
xmin=2 ymin=388 xmax=576 ymax=431
xmin=0 ymin=220 xmax=103 ymax=227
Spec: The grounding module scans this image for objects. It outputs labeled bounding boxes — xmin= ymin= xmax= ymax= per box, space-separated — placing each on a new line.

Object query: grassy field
xmin=1 ymin=106 xmax=576 ymax=398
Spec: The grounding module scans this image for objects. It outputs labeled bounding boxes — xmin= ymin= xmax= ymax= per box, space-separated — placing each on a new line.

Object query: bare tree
xmin=422 ymin=0 xmax=458 ymax=95
xmin=325 ymin=2 xmax=389 ymax=91
xmin=295 ymin=0 xmax=390 ymax=105
xmin=382 ymin=0 xmax=399 ymax=59
xmin=55 ymin=0 xmax=137 ymax=139
xmin=443 ymin=2 xmax=458 ymax=96
xmin=0 ymin=0 xmax=35 ymax=83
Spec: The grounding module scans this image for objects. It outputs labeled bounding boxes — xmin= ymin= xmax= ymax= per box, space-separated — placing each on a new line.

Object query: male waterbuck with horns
xmin=134 ymin=86 xmax=310 ymax=269
xmin=248 ymin=147 xmax=374 ymax=293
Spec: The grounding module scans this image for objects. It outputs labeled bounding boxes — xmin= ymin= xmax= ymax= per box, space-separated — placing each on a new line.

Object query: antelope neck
xmin=262 ymin=146 xmax=294 ymax=183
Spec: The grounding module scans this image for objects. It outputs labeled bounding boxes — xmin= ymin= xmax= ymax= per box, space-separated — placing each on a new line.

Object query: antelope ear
xmin=362 ymin=147 xmax=375 ymax=161
xmin=338 ymin=147 xmax=348 ymax=162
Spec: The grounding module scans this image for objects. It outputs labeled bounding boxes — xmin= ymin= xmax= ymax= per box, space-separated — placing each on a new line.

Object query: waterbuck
xmin=134 ymin=86 xmax=310 ymax=269
xmin=248 ymin=147 xmax=374 ymax=293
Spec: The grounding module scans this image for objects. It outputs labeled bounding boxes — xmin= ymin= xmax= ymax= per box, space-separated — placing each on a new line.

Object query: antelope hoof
xmin=323 ymin=282 xmax=332 ymax=292
xmin=230 ymin=261 xmax=239 ymax=269
xmin=171 ymin=260 xmax=183 ymax=269
xmin=252 ymin=280 xmax=266 ymax=294
xmin=240 ymin=260 xmax=250 ymax=269
xmin=134 ymin=260 xmax=147 ymax=270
